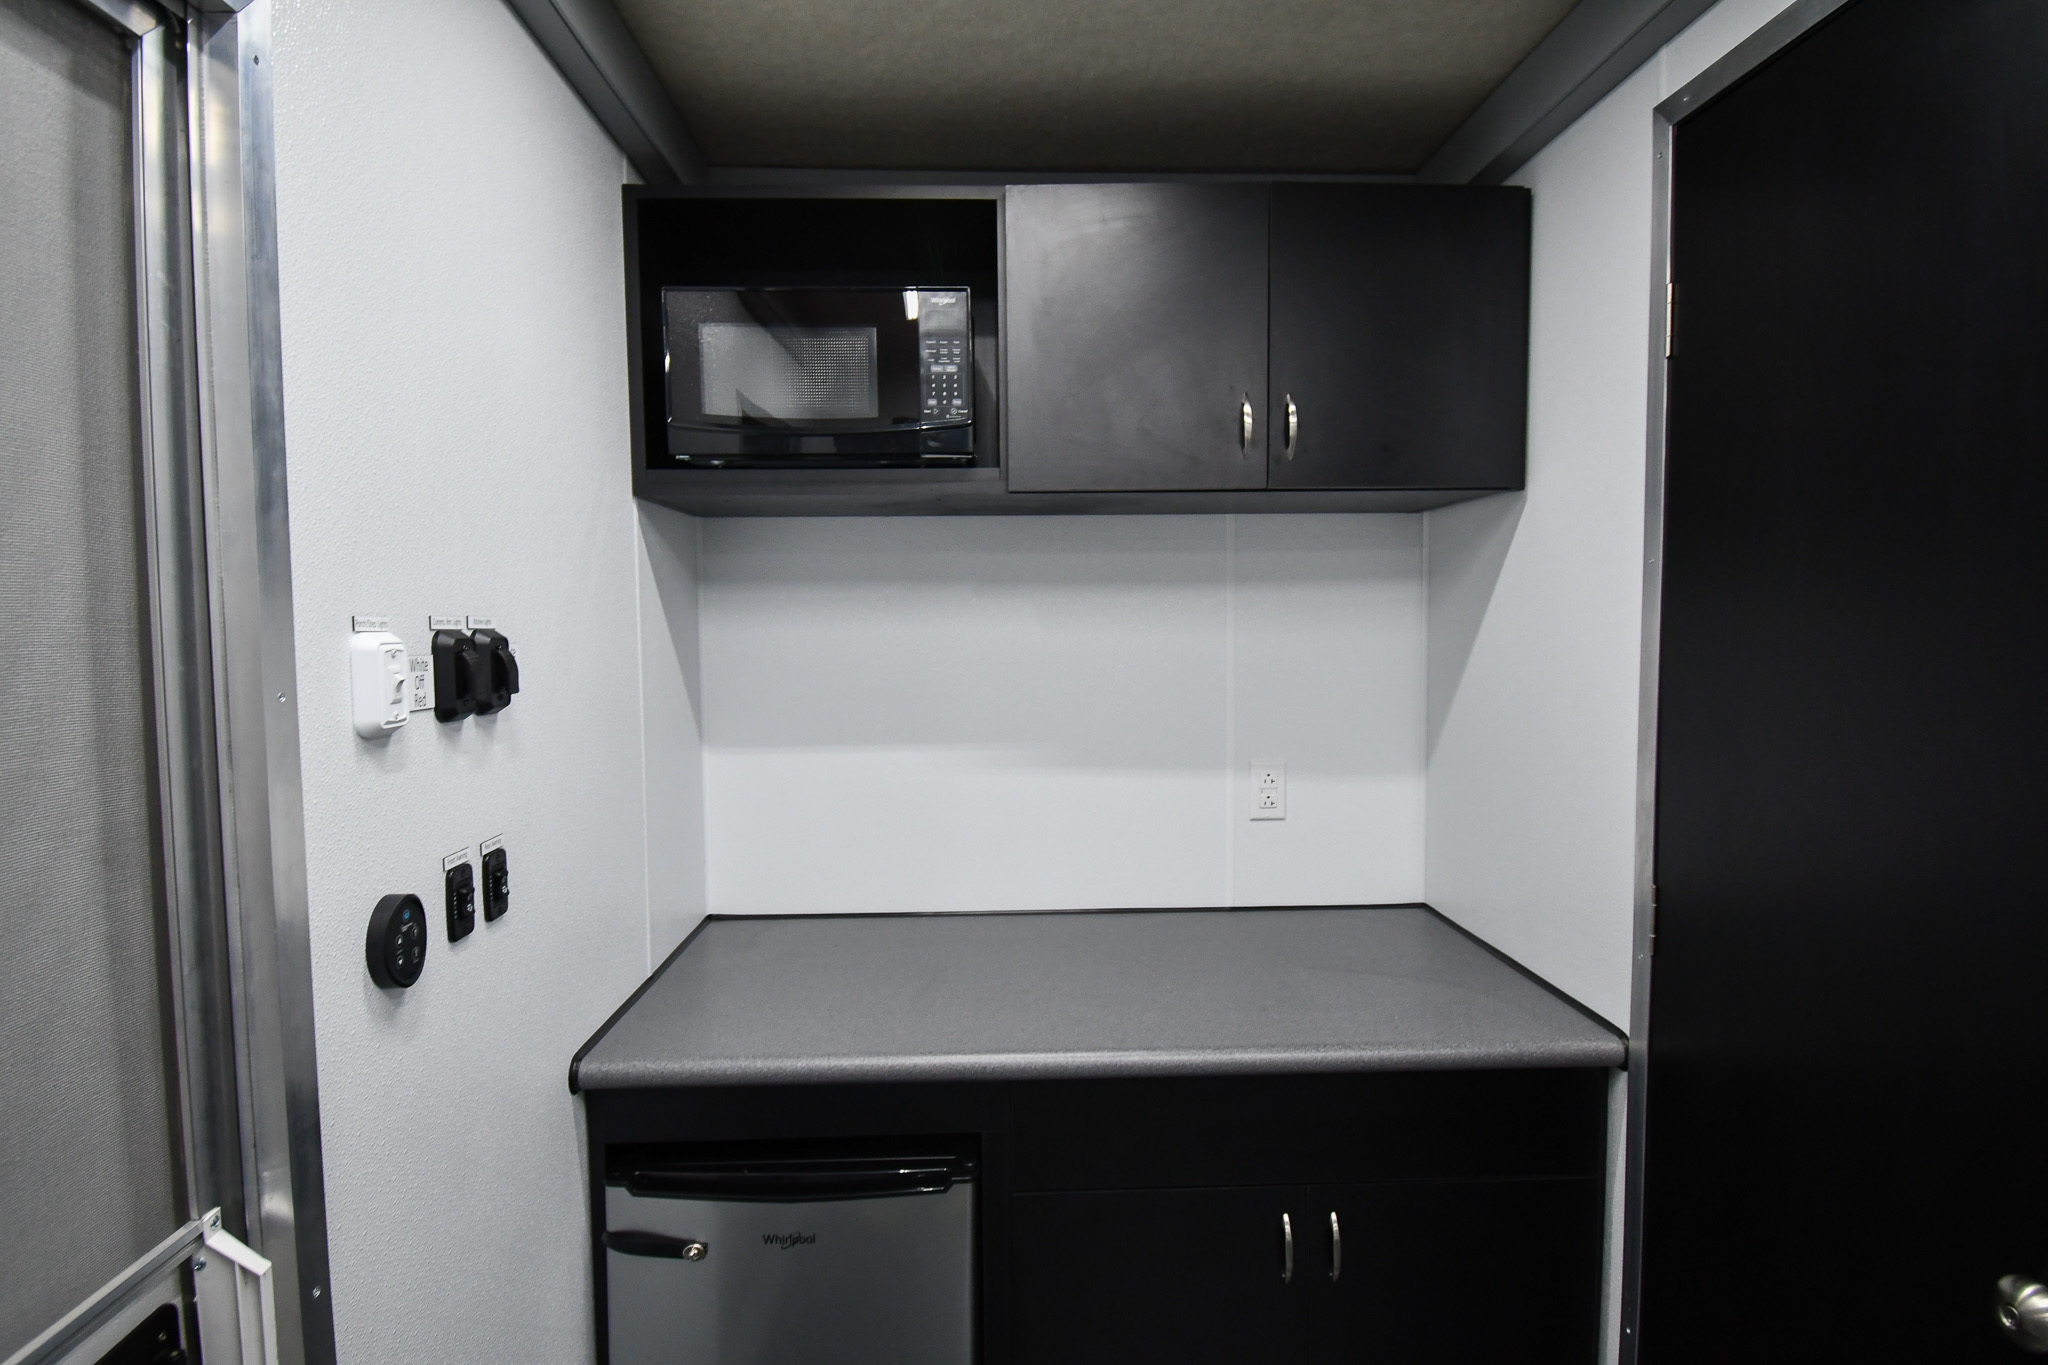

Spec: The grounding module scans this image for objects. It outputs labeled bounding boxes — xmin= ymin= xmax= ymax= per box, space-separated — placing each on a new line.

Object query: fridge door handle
xmin=1281 ymin=1212 xmax=1294 ymax=1282
xmin=605 ymin=1229 xmax=708 ymax=1261
xmin=1329 ymin=1211 xmax=1341 ymax=1282
xmin=624 ymin=1164 xmax=959 ymax=1201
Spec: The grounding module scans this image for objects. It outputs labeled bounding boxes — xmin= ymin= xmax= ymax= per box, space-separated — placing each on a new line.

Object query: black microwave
xmin=661 ymin=287 xmax=973 ymax=465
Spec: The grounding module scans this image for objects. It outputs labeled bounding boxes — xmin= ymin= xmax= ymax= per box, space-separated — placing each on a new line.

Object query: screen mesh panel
xmin=698 ymin=323 xmax=879 ymax=420
xmin=0 ymin=0 xmax=182 ymax=1353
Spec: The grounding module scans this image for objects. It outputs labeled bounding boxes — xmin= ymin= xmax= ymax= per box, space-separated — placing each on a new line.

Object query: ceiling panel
xmin=610 ymin=0 xmax=1580 ymax=173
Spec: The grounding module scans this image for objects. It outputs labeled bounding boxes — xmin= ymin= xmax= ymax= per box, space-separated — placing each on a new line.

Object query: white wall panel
xmin=700 ymin=514 xmax=1424 ymax=915
xmin=270 ymin=0 xmax=655 ymax=1359
xmin=638 ymin=503 xmax=708 ymax=961
xmin=1423 ymin=0 xmax=1800 ymax=1035
xmin=1231 ymin=515 xmax=1425 ymax=905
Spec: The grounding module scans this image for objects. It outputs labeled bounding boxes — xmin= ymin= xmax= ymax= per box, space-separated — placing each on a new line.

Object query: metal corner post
xmin=1616 ymin=105 xmax=1673 ymax=1365
xmin=186 ymin=4 xmax=335 ymax=1363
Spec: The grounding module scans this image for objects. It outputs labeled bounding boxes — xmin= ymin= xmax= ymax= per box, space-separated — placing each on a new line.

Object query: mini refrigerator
xmin=602 ymin=1145 xmax=976 ymax=1364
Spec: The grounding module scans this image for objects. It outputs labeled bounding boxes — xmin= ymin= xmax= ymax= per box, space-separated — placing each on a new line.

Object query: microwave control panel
xmin=915 ymin=290 xmax=973 ymax=428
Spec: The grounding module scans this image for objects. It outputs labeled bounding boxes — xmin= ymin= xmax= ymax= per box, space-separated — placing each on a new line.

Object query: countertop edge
xmin=574 ymin=1037 xmax=1628 ymax=1092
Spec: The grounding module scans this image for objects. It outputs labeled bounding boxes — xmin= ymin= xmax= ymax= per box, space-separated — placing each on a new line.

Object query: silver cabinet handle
xmin=1281 ymin=1212 xmax=1293 ymax=1282
xmin=1328 ymin=1211 xmax=1341 ymax=1281
xmin=1284 ymin=395 xmax=1298 ymax=459
xmin=1240 ymin=395 xmax=1254 ymax=455
xmin=1997 ymin=1275 xmax=2048 ymax=1352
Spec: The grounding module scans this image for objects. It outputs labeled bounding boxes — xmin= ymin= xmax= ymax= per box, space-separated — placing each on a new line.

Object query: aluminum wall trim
xmin=1 ymin=1220 xmax=204 ymax=1365
xmin=1616 ymin=108 xmax=1672 ymax=1365
xmin=134 ymin=8 xmax=249 ymax=1241
xmin=67 ymin=0 xmax=160 ymax=37
xmin=187 ymin=6 xmax=335 ymax=1364
xmin=1419 ymin=0 xmax=1718 ymax=185
xmin=1655 ymin=0 xmax=1857 ymax=120
xmin=500 ymin=0 xmax=703 ymax=184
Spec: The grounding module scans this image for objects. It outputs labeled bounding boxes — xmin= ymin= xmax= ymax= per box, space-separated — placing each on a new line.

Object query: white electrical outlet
xmin=1251 ymin=763 xmax=1286 ymax=820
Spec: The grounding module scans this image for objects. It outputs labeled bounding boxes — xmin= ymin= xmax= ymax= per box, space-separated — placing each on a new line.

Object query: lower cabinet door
xmin=1309 ymin=1178 xmax=1605 ymax=1363
xmin=1011 ymin=1186 xmax=1311 ymax=1363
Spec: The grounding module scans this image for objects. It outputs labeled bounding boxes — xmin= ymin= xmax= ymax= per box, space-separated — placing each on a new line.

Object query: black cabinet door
xmin=1268 ymin=185 xmax=1529 ymax=490
xmin=1309 ymin=1179 xmax=1604 ymax=1363
xmin=1011 ymin=1186 xmax=1309 ymax=1363
xmin=1003 ymin=184 xmax=1268 ymax=492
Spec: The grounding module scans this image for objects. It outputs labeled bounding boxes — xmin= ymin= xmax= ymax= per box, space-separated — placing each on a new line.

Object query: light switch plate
xmin=350 ymin=630 xmax=410 ymax=738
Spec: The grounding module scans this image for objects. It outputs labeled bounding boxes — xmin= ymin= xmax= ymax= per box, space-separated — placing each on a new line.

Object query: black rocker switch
xmin=444 ymin=861 xmax=476 ymax=942
xmin=432 ymin=629 xmax=482 ymax=722
xmin=470 ymin=629 xmax=519 ymax=715
xmin=366 ymin=893 xmax=427 ymax=988
xmin=481 ymin=845 xmax=509 ymax=921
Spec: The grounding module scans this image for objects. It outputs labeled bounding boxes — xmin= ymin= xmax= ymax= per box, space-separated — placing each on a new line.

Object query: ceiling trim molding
xmin=1418 ymin=0 xmax=1720 ymax=185
xmin=501 ymin=0 xmax=703 ymax=185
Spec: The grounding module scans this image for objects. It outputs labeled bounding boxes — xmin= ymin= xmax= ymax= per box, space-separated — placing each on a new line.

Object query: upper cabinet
xmin=1267 ymin=185 xmax=1529 ymax=491
xmin=1004 ymin=185 xmax=1270 ymax=493
xmin=1004 ymin=182 xmax=1529 ymax=496
xmin=628 ymin=183 xmax=1529 ymax=516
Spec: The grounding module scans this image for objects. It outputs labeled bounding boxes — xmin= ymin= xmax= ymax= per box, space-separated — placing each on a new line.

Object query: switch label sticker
xmin=409 ymin=656 xmax=433 ymax=712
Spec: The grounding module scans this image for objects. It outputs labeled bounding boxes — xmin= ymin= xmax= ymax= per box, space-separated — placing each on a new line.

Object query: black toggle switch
xmin=481 ymin=845 xmax=509 ymax=921
xmin=445 ymin=861 xmax=476 ymax=942
xmin=470 ymin=628 xmax=520 ymax=715
xmin=433 ymin=629 xmax=483 ymax=722
xmin=366 ymin=893 xmax=428 ymax=988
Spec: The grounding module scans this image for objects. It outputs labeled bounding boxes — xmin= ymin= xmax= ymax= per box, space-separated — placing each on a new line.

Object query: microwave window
xmin=697 ymin=324 xmax=879 ymax=421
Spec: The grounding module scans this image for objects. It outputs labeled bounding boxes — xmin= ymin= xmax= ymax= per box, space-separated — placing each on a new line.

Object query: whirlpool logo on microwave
xmin=762 ymin=1232 xmax=816 ymax=1250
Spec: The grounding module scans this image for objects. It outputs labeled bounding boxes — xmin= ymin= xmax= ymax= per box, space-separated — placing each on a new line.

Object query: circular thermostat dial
xmin=366 ymin=893 xmax=428 ymax=988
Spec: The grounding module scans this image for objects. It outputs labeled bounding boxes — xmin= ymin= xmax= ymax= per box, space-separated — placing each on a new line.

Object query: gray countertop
xmin=571 ymin=905 xmax=1625 ymax=1091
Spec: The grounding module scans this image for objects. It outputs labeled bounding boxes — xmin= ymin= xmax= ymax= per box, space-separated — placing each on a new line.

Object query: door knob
xmin=1997 ymin=1276 xmax=2048 ymax=1353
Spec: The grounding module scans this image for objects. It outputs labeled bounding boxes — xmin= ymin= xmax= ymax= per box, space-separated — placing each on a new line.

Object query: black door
xmin=1645 ymin=1 xmax=2048 ymax=1359
xmin=1268 ymin=184 xmax=1528 ymax=490
xmin=1003 ymin=183 xmax=1268 ymax=491
xmin=1010 ymin=1186 xmax=1308 ymax=1362
xmin=1311 ymin=1180 xmax=1603 ymax=1362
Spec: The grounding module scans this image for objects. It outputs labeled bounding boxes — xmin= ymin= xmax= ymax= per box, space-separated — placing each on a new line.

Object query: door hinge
xmin=1664 ymin=282 xmax=1676 ymax=358
xmin=1648 ymin=885 xmax=1660 ymax=954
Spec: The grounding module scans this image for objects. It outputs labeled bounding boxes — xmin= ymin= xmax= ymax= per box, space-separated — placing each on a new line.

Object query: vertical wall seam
xmin=632 ymin=510 xmax=652 ymax=975
xmin=1419 ymin=510 xmax=1431 ymax=904
xmin=692 ymin=515 xmax=709 ymax=919
xmin=1223 ymin=513 xmax=1236 ymax=908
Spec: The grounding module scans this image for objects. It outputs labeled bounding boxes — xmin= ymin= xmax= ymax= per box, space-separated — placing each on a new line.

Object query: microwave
xmin=661 ymin=287 xmax=974 ymax=465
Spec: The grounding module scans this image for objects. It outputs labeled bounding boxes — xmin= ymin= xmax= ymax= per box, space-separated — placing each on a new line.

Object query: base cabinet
xmin=1313 ymin=1180 xmax=1604 ymax=1363
xmin=585 ymin=1070 xmax=1610 ymax=1365
xmin=1012 ymin=1187 xmax=1308 ymax=1363
xmin=1011 ymin=1179 xmax=1601 ymax=1364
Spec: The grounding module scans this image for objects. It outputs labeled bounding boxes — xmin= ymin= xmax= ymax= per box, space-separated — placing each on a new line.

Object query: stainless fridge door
xmin=604 ymin=1181 xmax=974 ymax=1365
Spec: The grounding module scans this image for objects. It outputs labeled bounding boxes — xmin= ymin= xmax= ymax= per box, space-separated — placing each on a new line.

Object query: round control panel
xmin=366 ymin=892 xmax=428 ymax=988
